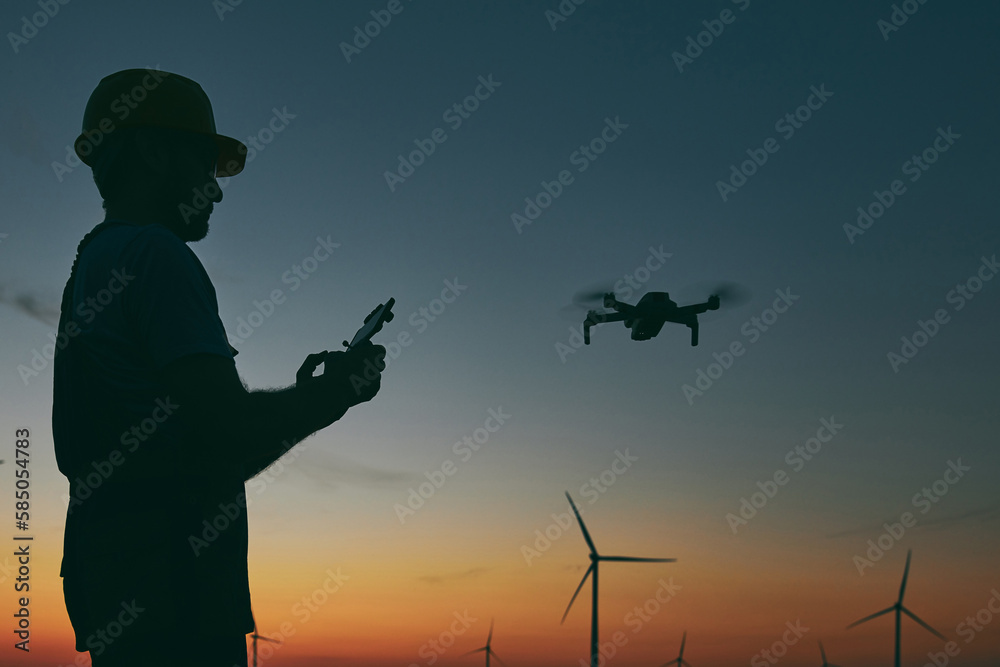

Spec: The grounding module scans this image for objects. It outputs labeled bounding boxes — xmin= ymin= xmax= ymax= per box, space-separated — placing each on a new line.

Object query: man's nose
xmin=207 ymin=174 xmax=223 ymax=204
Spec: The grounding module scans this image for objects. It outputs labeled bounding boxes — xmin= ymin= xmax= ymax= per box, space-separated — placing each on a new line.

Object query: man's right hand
xmin=296 ymin=343 xmax=386 ymax=426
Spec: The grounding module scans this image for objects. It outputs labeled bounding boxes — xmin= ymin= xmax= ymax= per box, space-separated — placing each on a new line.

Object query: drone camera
xmin=603 ymin=292 xmax=615 ymax=308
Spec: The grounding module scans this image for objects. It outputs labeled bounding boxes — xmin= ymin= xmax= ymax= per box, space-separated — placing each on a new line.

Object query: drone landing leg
xmin=689 ymin=322 xmax=699 ymax=346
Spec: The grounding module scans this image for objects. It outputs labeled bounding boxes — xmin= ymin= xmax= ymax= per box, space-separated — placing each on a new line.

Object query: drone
xmin=572 ymin=284 xmax=748 ymax=346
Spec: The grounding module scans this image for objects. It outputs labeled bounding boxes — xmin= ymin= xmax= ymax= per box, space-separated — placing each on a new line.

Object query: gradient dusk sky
xmin=1 ymin=1 xmax=999 ymax=666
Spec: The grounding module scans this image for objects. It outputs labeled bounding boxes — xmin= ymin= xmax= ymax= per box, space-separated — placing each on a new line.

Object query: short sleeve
xmin=120 ymin=226 xmax=234 ymax=369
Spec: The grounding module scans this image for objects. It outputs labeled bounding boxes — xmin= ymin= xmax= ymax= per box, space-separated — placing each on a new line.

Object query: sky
xmin=1 ymin=0 xmax=999 ymax=665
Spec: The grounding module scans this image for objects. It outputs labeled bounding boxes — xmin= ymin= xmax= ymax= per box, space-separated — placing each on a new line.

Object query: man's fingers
xmin=296 ymin=351 xmax=329 ymax=384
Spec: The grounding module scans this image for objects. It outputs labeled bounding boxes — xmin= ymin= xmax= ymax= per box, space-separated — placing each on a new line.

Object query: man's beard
xmin=174 ymin=208 xmax=210 ymax=242
xmin=158 ymin=185 xmax=212 ymax=242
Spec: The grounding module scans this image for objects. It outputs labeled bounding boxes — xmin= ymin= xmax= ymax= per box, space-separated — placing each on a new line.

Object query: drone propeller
xmin=572 ymin=281 xmax=617 ymax=306
xmin=675 ymin=280 xmax=752 ymax=318
xmin=704 ymin=281 xmax=752 ymax=309
xmin=558 ymin=281 xmax=616 ymax=321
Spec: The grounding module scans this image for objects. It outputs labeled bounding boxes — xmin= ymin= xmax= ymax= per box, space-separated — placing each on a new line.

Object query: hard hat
xmin=74 ymin=68 xmax=247 ymax=177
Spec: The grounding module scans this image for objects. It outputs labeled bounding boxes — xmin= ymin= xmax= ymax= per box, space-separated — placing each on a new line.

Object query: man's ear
xmin=133 ymin=127 xmax=173 ymax=177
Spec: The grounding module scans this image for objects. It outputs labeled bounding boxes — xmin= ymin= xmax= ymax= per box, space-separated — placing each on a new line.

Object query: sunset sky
xmin=1 ymin=1 xmax=999 ymax=666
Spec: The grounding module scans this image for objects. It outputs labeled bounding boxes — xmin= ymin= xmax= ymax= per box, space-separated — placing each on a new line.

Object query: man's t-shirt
xmin=53 ymin=220 xmax=254 ymax=645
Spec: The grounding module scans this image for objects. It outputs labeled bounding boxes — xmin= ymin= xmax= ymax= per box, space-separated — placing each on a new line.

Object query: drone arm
xmin=678 ymin=301 xmax=712 ymax=316
xmin=584 ymin=311 xmax=626 ymax=344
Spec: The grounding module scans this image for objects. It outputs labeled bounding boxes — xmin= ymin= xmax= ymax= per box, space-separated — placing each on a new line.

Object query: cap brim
xmin=215 ymin=135 xmax=246 ymax=177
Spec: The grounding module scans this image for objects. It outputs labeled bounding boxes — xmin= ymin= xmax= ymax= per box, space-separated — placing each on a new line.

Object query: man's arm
xmin=162 ymin=346 xmax=383 ymax=481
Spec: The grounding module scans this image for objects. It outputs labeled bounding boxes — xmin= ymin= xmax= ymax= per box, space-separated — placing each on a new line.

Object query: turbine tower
xmin=846 ymin=549 xmax=946 ymax=667
xmin=462 ymin=618 xmax=506 ymax=667
xmin=816 ymin=640 xmax=841 ymax=667
xmin=660 ymin=631 xmax=691 ymax=667
xmin=561 ymin=492 xmax=676 ymax=667
xmin=249 ymin=617 xmax=282 ymax=667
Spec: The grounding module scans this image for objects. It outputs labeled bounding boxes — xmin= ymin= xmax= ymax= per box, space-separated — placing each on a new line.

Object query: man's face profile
xmin=105 ymin=127 xmax=223 ymax=242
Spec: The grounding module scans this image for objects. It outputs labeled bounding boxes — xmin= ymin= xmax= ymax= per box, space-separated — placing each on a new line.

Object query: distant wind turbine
xmin=561 ymin=492 xmax=676 ymax=667
xmin=660 ymin=631 xmax=691 ymax=667
xmin=816 ymin=640 xmax=841 ymax=667
xmin=249 ymin=617 xmax=282 ymax=667
xmin=462 ymin=618 xmax=506 ymax=667
xmin=846 ymin=549 xmax=946 ymax=667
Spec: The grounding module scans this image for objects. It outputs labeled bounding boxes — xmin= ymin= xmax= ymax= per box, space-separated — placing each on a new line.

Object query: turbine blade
xmin=460 ymin=647 xmax=488 ymax=658
xmin=899 ymin=549 xmax=912 ymax=602
xmin=487 ymin=618 xmax=494 ymax=646
xmin=489 ymin=649 xmax=508 ymax=667
xmin=901 ymin=606 xmax=947 ymax=641
xmin=679 ymin=630 xmax=686 ymax=657
xmin=565 ymin=492 xmax=598 ymax=555
xmin=819 ymin=640 xmax=826 ymax=662
xmin=680 ymin=661 xmax=694 ymax=667
xmin=561 ymin=563 xmax=594 ymax=624
xmin=260 ymin=637 xmax=282 ymax=644
xmin=846 ymin=605 xmax=894 ymax=628
xmin=601 ymin=556 xmax=676 ymax=563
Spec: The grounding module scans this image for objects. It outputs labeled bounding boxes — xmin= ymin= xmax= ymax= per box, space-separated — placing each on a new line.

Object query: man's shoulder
xmin=84 ymin=222 xmax=198 ymax=269
xmin=94 ymin=221 xmax=186 ymax=252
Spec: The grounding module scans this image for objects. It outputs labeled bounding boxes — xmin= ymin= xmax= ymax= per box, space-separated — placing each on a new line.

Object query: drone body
xmin=584 ymin=291 xmax=720 ymax=346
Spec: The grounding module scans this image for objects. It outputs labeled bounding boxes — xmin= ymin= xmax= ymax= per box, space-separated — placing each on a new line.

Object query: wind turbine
xmin=462 ymin=618 xmax=506 ymax=667
xmin=249 ymin=617 xmax=282 ymax=667
xmin=561 ymin=492 xmax=676 ymax=667
xmin=846 ymin=549 xmax=946 ymax=667
xmin=660 ymin=631 xmax=691 ymax=667
xmin=816 ymin=641 xmax=841 ymax=667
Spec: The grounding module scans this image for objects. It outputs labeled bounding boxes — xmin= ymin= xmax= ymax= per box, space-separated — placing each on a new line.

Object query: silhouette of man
xmin=53 ymin=69 xmax=385 ymax=667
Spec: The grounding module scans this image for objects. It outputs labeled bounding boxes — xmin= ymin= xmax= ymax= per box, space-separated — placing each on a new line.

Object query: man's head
xmin=76 ymin=69 xmax=246 ymax=242
xmin=92 ymin=126 xmax=222 ymax=241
